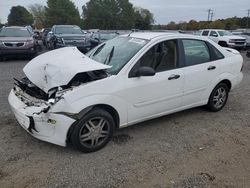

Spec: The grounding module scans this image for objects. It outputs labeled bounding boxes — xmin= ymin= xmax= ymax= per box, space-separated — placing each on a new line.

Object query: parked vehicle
xmin=41 ymin=28 xmax=51 ymax=46
xmin=9 ymin=32 xmax=243 ymax=152
xmin=200 ymin=29 xmax=246 ymax=50
xmin=33 ymin=30 xmax=42 ymax=40
xmin=89 ymin=31 xmax=119 ymax=49
xmin=47 ymin=25 xmax=90 ymax=52
xmin=0 ymin=26 xmax=37 ymax=59
xmin=233 ymin=33 xmax=250 ymax=49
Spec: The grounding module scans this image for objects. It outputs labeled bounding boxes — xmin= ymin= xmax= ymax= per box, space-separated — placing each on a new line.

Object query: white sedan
xmin=9 ymin=32 xmax=243 ymax=152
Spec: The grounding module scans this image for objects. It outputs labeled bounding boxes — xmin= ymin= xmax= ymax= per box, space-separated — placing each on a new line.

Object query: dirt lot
xmin=0 ymin=52 xmax=250 ymax=188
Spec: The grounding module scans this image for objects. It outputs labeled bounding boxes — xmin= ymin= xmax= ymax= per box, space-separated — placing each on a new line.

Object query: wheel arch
xmin=217 ymin=79 xmax=232 ymax=91
xmin=66 ymin=104 xmax=120 ymax=144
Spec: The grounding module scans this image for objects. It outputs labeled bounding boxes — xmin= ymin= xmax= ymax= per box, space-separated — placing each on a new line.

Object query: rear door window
xmin=182 ymin=39 xmax=210 ymax=66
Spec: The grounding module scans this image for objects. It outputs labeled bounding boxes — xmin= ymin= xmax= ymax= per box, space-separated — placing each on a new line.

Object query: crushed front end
xmin=8 ymin=78 xmax=75 ymax=146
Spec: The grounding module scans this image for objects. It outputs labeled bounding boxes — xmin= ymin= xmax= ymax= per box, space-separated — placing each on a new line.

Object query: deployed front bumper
xmin=8 ymin=89 xmax=75 ymax=146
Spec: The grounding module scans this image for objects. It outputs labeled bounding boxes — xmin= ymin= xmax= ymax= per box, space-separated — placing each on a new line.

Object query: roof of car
xmin=3 ymin=26 xmax=27 ymax=28
xmin=201 ymin=29 xmax=226 ymax=31
xmin=124 ymin=32 xmax=186 ymax=40
xmin=54 ymin=25 xmax=79 ymax=27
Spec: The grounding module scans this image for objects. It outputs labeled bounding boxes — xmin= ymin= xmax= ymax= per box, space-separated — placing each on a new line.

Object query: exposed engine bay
xmin=13 ymin=69 xmax=108 ymax=104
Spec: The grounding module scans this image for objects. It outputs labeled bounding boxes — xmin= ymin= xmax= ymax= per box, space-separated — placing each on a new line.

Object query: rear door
xmin=180 ymin=39 xmax=223 ymax=107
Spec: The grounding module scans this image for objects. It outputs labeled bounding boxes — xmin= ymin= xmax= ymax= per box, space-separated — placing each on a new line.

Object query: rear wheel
xmin=207 ymin=83 xmax=229 ymax=112
xmin=71 ymin=108 xmax=115 ymax=152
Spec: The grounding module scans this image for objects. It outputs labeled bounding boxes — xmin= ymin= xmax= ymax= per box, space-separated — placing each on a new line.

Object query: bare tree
xmin=29 ymin=4 xmax=47 ymax=28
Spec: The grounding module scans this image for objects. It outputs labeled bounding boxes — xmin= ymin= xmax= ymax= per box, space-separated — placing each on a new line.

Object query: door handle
xmin=207 ymin=66 xmax=216 ymax=70
xmin=168 ymin=74 xmax=180 ymax=80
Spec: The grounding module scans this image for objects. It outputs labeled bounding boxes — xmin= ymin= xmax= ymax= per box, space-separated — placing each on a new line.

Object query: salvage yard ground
xmin=0 ymin=52 xmax=250 ymax=188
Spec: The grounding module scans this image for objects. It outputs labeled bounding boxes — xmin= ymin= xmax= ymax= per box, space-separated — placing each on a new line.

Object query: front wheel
xmin=70 ymin=108 xmax=115 ymax=153
xmin=207 ymin=83 xmax=229 ymax=112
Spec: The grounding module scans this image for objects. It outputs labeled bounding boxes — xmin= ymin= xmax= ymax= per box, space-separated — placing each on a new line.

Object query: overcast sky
xmin=0 ymin=0 xmax=249 ymax=24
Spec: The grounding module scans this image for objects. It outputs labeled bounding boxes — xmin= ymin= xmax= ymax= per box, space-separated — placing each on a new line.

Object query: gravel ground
xmin=0 ymin=51 xmax=250 ymax=188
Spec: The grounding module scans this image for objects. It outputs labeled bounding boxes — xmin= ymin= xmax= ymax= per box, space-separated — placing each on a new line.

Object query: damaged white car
xmin=9 ymin=32 xmax=243 ymax=152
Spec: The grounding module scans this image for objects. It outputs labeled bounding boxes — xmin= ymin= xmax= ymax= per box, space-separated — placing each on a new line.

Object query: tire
xmin=70 ymin=108 xmax=115 ymax=153
xmin=207 ymin=83 xmax=229 ymax=112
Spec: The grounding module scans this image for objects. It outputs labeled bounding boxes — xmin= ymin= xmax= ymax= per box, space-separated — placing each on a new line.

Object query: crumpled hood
xmin=23 ymin=47 xmax=111 ymax=93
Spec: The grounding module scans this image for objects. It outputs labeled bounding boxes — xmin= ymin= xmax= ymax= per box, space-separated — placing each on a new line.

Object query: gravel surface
xmin=0 ymin=52 xmax=250 ymax=188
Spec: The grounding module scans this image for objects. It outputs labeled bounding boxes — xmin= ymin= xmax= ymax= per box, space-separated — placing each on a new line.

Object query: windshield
xmin=100 ymin=33 xmax=118 ymax=41
xmin=55 ymin=26 xmax=83 ymax=34
xmin=0 ymin=27 xmax=31 ymax=37
xmin=218 ymin=30 xmax=233 ymax=36
xmin=86 ymin=36 xmax=148 ymax=75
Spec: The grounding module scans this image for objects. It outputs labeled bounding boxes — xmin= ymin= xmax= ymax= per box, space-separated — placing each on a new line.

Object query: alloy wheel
xmin=79 ymin=117 xmax=110 ymax=148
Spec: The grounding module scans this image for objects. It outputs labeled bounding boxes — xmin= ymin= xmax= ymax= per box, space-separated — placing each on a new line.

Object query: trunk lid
xmin=23 ymin=47 xmax=111 ymax=93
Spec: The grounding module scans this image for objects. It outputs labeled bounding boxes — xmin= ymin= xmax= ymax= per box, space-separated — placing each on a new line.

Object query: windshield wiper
xmin=92 ymin=43 xmax=106 ymax=57
xmin=104 ymin=46 xmax=115 ymax=65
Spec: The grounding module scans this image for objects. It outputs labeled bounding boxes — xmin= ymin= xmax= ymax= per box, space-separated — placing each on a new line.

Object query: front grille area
xmin=4 ymin=43 xmax=13 ymax=47
xmin=16 ymin=42 xmax=25 ymax=47
xmin=3 ymin=42 xmax=25 ymax=47
xmin=235 ymin=42 xmax=245 ymax=45
xmin=234 ymin=39 xmax=246 ymax=42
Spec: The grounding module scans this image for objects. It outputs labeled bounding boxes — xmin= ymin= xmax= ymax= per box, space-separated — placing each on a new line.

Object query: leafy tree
xmin=186 ymin=20 xmax=199 ymax=30
xmin=163 ymin=16 xmax=249 ymax=30
xmin=82 ymin=0 xmax=121 ymax=29
xmin=117 ymin=0 xmax=136 ymax=29
xmin=46 ymin=0 xmax=81 ymax=26
xmin=8 ymin=6 xmax=33 ymax=26
xmin=166 ymin=21 xmax=178 ymax=30
xmin=209 ymin=20 xmax=225 ymax=29
xmin=29 ymin=4 xmax=47 ymax=28
xmin=134 ymin=7 xmax=154 ymax=30
xmin=82 ymin=0 xmax=153 ymax=29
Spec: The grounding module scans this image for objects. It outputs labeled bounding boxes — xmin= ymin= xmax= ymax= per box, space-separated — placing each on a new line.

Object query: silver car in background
xmin=0 ymin=26 xmax=37 ymax=60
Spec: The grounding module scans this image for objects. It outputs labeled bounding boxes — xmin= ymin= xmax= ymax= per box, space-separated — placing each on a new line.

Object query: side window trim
xmin=180 ymin=38 xmax=212 ymax=67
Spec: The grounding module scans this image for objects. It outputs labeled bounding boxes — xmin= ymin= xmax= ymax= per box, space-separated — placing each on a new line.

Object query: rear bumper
xmin=8 ymin=89 xmax=75 ymax=146
xmin=231 ymin=73 xmax=243 ymax=90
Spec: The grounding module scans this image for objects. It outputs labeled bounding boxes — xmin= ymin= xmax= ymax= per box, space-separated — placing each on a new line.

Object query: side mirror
xmin=135 ymin=66 xmax=156 ymax=77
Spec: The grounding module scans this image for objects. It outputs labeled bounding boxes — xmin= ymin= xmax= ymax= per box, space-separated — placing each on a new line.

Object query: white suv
xmin=200 ymin=29 xmax=246 ymax=49
xmin=9 ymin=32 xmax=243 ymax=152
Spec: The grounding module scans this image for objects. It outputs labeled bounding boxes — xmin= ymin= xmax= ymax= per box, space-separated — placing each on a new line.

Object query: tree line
xmin=5 ymin=0 xmax=154 ymax=30
xmin=3 ymin=0 xmax=249 ymax=31
xmin=154 ymin=17 xmax=250 ymax=30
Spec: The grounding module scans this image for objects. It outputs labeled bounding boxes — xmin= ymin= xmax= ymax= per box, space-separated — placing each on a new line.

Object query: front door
xmin=122 ymin=40 xmax=184 ymax=124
